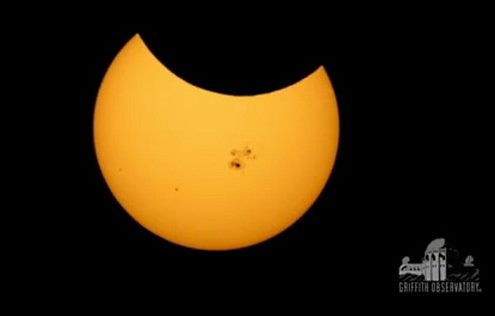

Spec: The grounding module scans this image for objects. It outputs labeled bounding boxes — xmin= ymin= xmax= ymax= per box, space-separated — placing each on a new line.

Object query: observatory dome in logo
xmin=398 ymin=238 xmax=481 ymax=293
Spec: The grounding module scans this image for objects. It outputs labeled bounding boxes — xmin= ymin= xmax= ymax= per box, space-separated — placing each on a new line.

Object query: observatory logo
xmin=398 ymin=238 xmax=482 ymax=293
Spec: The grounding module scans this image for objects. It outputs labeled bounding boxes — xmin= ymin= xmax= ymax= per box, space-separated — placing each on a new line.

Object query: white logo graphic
xmin=398 ymin=238 xmax=481 ymax=293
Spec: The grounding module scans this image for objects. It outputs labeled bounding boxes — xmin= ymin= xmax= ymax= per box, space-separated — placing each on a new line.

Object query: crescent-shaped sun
xmin=94 ymin=34 xmax=339 ymax=250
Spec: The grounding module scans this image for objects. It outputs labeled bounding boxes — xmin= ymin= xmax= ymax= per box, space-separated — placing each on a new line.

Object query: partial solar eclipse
xmin=93 ymin=34 xmax=339 ymax=250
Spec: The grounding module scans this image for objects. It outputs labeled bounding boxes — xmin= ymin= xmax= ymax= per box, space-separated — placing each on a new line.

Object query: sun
xmin=93 ymin=34 xmax=339 ymax=250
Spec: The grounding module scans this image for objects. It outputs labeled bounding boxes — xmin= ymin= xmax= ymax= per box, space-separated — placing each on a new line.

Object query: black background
xmin=11 ymin=5 xmax=491 ymax=305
